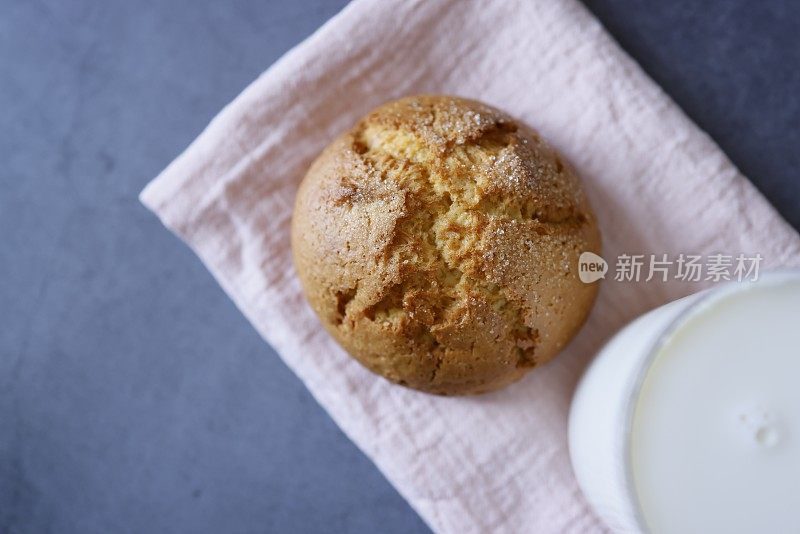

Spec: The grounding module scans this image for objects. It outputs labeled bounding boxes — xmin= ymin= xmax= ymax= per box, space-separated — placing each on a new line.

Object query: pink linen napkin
xmin=140 ymin=0 xmax=800 ymax=532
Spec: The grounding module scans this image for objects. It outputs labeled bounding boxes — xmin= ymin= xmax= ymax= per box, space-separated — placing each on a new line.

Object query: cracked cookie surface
xmin=291 ymin=95 xmax=600 ymax=395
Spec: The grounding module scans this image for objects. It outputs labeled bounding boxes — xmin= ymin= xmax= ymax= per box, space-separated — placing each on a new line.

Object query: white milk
xmin=631 ymin=278 xmax=800 ymax=533
xmin=569 ymin=272 xmax=800 ymax=533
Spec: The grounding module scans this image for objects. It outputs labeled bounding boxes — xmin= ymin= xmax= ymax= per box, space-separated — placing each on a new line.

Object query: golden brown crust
xmin=291 ymin=95 xmax=600 ymax=395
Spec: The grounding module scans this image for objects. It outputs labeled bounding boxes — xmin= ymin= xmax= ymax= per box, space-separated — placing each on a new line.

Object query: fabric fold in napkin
xmin=141 ymin=0 xmax=800 ymax=532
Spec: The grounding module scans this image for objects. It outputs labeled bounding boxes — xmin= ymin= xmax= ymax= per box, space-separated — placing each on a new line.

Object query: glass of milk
xmin=569 ymin=270 xmax=800 ymax=534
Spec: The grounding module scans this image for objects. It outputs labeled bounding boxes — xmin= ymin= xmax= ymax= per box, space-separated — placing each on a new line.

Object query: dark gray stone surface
xmin=1 ymin=1 xmax=797 ymax=533
xmin=584 ymin=0 xmax=800 ymax=230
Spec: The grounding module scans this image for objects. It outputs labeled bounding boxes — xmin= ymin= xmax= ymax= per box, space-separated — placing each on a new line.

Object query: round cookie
xmin=292 ymin=95 xmax=600 ymax=395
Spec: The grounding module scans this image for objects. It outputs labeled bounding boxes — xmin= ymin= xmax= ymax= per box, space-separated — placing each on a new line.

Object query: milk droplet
xmin=736 ymin=405 xmax=780 ymax=449
xmin=755 ymin=426 xmax=779 ymax=448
